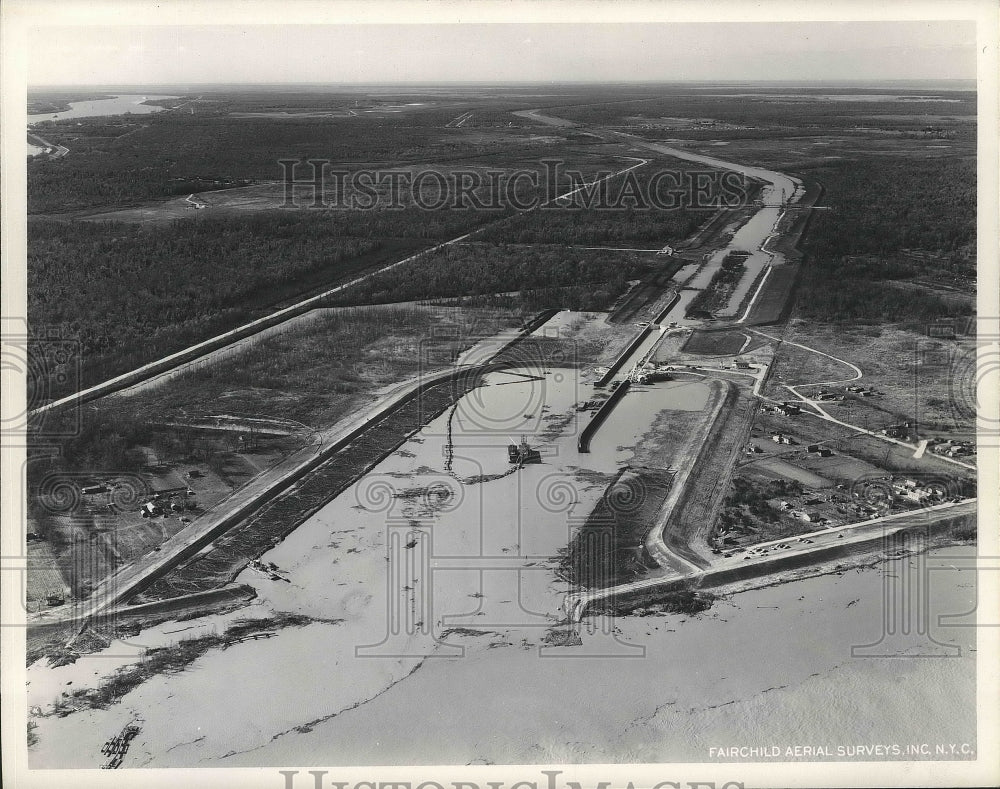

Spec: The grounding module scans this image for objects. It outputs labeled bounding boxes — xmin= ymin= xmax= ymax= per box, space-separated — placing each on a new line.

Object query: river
xmin=27 ymin=94 xmax=178 ymax=124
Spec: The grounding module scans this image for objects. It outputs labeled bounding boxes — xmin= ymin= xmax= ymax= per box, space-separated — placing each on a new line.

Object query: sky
xmin=27 ymin=21 xmax=976 ymax=87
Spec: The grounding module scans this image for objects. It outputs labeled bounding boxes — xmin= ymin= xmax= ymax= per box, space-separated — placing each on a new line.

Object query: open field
xmin=773 ymin=320 xmax=977 ymax=435
xmin=120 ymin=304 xmax=527 ymax=426
xmin=744 ymin=263 xmax=800 ymax=324
xmin=680 ymin=329 xmax=750 ymax=356
xmin=752 ymin=409 xmax=975 ymax=481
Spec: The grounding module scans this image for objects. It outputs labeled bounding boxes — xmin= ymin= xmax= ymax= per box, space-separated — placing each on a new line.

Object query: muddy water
xmin=26 ymin=352 xmax=973 ymax=767
xmin=226 ymin=548 xmax=977 ymax=766
xmin=30 ymin=360 xmax=711 ymax=767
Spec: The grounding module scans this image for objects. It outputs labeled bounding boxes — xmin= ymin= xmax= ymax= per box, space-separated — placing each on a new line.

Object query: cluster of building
xmin=878 ymin=423 xmax=912 ymax=439
xmin=928 ymin=438 xmax=975 ymax=457
xmin=141 ymin=471 xmax=197 ymax=518
xmin=762 ymin=401 xmax=802 ymax=416
xmin=773 ymin=499 xmax=831 ymax=525
xmin=851 ymin=475 xmax=951 ymax=510
xmin=889 ymin=477 xmax=945 ymax=504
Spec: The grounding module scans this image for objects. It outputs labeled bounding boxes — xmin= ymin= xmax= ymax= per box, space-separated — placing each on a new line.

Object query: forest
xmin=27 ymin=213 xmax=432 ymax=392
xmin=548 ymin=90 xmax=976 ymax=130
xmin=326 ymin=243 xmax=650 ymax=309
xmin=793 ymin=156 xmax=975 ymax=324
xmin=478 ymin=162 xmax=758 ymax=246
xmin=26 ymin=107 xmax=583 ymax=214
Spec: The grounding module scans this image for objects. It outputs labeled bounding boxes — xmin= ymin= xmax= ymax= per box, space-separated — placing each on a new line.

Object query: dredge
xmin=628 ymin=363 xmax=673 ymax=386
xmin=507 ymin=436 xmax=542 ymax=465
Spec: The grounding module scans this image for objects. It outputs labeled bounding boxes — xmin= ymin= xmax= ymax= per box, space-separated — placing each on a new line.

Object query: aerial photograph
xmin=2 ymin=6 xmax=997 ymax=787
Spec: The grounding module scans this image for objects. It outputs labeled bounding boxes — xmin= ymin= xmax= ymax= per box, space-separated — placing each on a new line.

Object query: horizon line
xmin=28 ymin=77 xmax=977 ymax=89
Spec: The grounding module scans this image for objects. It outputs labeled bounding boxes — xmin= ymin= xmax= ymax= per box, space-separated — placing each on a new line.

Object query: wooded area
xmin=326 ymin=242 xmax=650 ymax=309
xmin=27 ymin=214 xmax=427 ymax=390
xmin=794 ymin=156 xmax=975 ymax=323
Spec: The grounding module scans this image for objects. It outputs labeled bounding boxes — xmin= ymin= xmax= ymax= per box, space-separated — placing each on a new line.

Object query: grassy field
xmin=745 ymin=264 xmax=800 ymax=325
xmin=681 ymin=329 xmax=750 ymax=356
xmin=775 ymin=321 xmax=975 ymax=435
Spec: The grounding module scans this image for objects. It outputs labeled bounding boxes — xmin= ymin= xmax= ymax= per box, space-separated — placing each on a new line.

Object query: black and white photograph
xmin=1 ymin=2 xmax=997 ymax=787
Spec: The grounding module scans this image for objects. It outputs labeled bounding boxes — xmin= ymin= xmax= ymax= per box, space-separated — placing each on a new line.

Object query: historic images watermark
xmin=278 ymin=770 xmax=747 ymax=789
xmin=353 ymin=464 xmax=646 ymax=661
xmin=278 ymin=159 xmax=751 ymax=212
xmin=845 ymin=471 xmax=983 ymax=659
xmin=3 ymin=464 xmax=154 ymax=653
xmin=1 ymin=320 xmax=81 ymax=439
xmin=416 ymin=317 xmax=579 ymax=440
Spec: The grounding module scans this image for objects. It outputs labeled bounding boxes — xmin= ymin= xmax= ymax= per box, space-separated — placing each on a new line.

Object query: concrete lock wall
xmin=578 ymin=379 xmax=632 ymax=453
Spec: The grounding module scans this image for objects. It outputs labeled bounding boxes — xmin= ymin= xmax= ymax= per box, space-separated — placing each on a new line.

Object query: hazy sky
xmin=27 ymin=21 xmax=976 ymax=86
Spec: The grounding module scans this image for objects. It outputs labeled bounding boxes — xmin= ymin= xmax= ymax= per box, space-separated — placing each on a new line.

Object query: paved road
xmin=566 ymin=497 xmax=976 ymax=620
xmin=643 ymin=378 xmax=732 ymax=573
